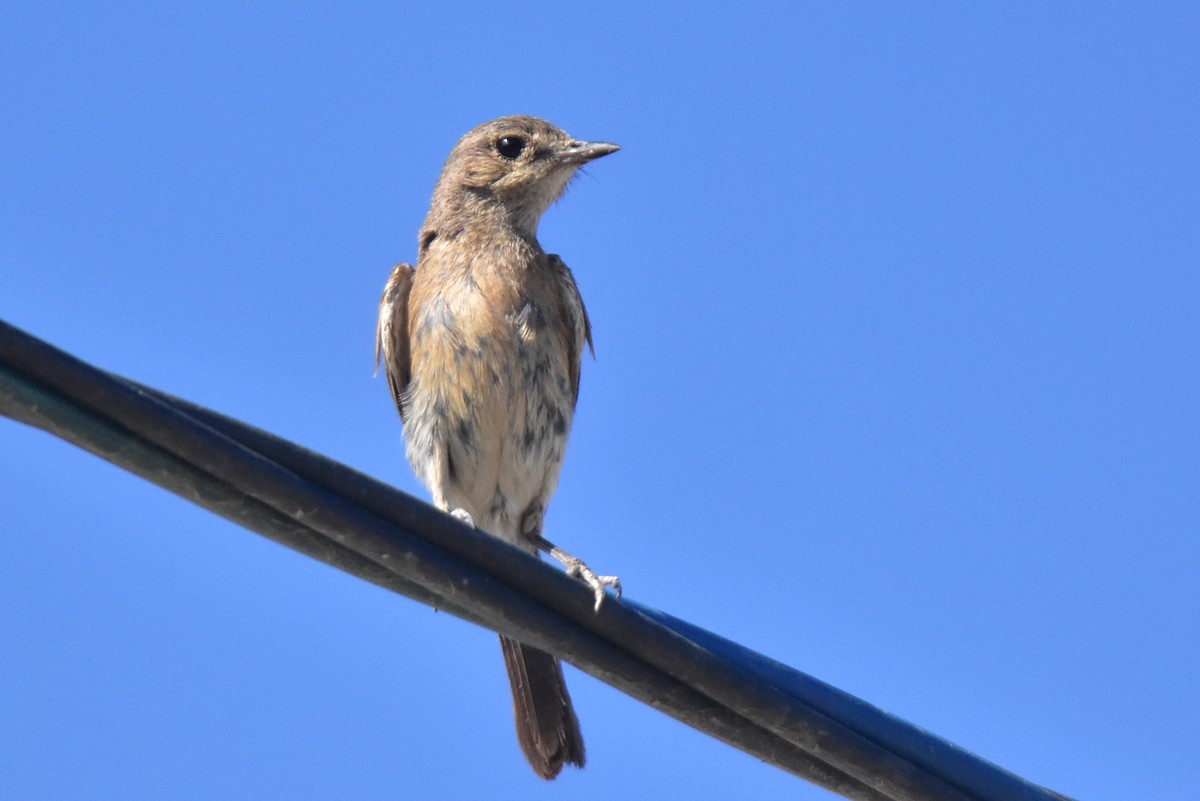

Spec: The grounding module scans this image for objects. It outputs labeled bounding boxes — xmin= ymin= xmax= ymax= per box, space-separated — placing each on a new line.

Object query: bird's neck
xmin=426 ymin=186 xmax=544 ymax=242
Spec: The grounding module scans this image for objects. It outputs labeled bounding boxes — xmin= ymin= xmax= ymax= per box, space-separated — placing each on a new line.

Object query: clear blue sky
xmin=2 ymin=4 xmax=1197 ymax=799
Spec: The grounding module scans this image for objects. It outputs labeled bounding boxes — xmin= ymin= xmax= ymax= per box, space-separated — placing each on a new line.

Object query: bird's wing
xmin=375 ymin=262 xmax=416 ymax=421
xmin=548 ymin=254 xmax=593 ymax=407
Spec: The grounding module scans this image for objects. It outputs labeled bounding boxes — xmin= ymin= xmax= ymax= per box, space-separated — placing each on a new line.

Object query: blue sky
xmin=2 ymin=3 xmax=1197 ymax=799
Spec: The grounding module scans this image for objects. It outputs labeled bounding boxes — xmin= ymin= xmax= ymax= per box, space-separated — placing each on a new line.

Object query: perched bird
xmin=375 ymin=115 xmax=620 ymax=779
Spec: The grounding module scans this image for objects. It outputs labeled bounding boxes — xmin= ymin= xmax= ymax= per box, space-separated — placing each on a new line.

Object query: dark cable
xmin=0 ymin=319 xmax=1077 ymax=801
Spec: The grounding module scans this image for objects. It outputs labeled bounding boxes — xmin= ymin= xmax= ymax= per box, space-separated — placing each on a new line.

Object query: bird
xmin=375 ymin=115 xmax=620 ymax=779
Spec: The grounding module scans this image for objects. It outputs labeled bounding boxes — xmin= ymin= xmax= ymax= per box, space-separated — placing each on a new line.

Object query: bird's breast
xmin=404 ymin=248 xmax=575 ymax=515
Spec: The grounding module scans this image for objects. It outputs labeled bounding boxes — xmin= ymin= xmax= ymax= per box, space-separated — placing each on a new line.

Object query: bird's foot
xmin=535 ymin=536 xmax=621 ymax=612
xmin=567 ymin=560 xmax=622 ymax=613
xmin=450 ymin=508 xmax=476 ymax=527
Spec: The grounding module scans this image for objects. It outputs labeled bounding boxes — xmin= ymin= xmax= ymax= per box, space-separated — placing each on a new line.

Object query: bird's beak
xmin=557 ymin=139 xmax=621 ymax=165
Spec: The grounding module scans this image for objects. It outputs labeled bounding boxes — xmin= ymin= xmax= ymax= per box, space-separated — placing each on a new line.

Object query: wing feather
xmin=375 ymin=262 xmax=416 ymax=421
xmin=547 ymin=254 xmax=592 ymax=407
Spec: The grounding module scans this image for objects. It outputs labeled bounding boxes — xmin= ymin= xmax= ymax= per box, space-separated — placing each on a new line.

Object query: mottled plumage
xmin=376 ymin=115 xmax=618 ymax=779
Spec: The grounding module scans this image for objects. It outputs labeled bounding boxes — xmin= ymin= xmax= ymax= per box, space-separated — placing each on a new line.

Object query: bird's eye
xmin=496 ymin=135 xmax=526 ymax=160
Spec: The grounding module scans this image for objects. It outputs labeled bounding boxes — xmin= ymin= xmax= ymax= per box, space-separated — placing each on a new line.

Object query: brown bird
xmin=375 ymin=115 xmax=620 ymax=779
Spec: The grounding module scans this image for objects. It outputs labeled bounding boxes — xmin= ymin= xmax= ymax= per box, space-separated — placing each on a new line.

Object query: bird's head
xmin=433 ymin=115 xmax=619 ymax=236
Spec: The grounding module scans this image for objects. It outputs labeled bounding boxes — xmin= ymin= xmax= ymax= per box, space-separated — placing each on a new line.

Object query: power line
xmin=0 ymin=319 xmax=1076 ymax=801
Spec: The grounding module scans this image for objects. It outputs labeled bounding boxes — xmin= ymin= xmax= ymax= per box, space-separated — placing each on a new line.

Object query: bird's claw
xmin=564 ymin=558 xmax=622 ymax=612
xmin=529 ymin=535 xmax=621 ymax=612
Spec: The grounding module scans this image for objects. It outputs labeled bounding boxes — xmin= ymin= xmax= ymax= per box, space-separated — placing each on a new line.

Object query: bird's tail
xmin=499 ymin=634 xmax=585 ymax=779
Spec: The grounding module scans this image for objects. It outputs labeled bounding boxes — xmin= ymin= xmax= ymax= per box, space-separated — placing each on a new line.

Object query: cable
xmin=0 ymin=319 xmax=1077 ymax=801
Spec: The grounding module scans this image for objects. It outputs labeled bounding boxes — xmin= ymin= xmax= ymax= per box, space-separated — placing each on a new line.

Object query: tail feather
xmin=499 ymin=635 xmax=585 ymax=779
